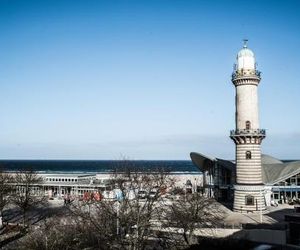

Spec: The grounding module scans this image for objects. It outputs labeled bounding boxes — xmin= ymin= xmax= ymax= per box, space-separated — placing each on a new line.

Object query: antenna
xmin=243 ymin=39 xmax=248 ymax=48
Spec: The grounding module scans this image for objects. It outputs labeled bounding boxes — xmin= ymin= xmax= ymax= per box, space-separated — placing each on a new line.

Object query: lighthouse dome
xmin=238 ymin=47 xmax=254 ymax=58
xmin=236 ymin=41 xmax=256 ymax=71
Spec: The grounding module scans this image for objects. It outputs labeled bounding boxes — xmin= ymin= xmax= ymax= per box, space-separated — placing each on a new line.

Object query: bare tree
xmin=113 ymin=165 xmax=173 ymax=249
xmin=68 ymin=162 xmax=175 ymax=250
xmin=161 ymin=192 xmax=224 ymax=248
xmin=11 ymin=163 xmax=225 ymax=250
xmin=11 ymin=169 xmax=45 ymax=227
xmin=10 ymin=215 xmax=100 ymax=250
xmin=0 ymin=168 xmax=13 ymax=228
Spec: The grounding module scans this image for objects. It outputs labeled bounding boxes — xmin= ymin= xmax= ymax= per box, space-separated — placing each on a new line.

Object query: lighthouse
xmin=230 ymin=40 xmax=266 ymax=212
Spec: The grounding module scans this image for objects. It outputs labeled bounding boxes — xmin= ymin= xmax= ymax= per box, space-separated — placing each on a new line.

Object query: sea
xmin=1 ymin=159 xmax=296 ymax=174
xmin=0 ymin=160 xmax=200 ymax=174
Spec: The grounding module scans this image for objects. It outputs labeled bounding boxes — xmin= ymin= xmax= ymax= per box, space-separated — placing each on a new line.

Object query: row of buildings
xmin=27 ymin=172 xmax=202 ymax=199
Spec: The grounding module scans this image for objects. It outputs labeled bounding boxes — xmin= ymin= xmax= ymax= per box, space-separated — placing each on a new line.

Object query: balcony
xmin=230 ymin=129 xmax=266 ymax=137
xmin=232 ymin=70 xmax=261 ymax=80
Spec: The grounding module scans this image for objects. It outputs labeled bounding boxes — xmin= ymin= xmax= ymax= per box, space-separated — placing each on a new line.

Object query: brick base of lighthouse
xmin=233 ymin=184 xmax=266 ymax=212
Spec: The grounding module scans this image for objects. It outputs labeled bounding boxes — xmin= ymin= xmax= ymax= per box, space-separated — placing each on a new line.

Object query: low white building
xmin=31 ymin=171 xmax=202 ymax=199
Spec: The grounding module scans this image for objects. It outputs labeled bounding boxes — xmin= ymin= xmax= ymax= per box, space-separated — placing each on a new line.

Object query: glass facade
xmin=272 ymin=173 xmax=300 ymax=202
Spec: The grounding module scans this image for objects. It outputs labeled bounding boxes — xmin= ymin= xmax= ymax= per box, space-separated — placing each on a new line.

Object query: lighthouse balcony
xmin=231 ymin=69 xmax=261 ymax=80
xmin=230 ymin=129 xmax=266 ymax=144
xmin=230 ymin=129 xmax=266 ymax=137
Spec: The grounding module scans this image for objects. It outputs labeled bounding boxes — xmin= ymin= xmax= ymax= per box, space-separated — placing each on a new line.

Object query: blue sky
xmin=0 ymin=0 xmax=299 ymax=160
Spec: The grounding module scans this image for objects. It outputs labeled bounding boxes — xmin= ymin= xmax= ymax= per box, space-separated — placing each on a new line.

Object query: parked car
xmin=149 ymin=189 xmax=158 ymax=199
xmin=138 ymin=190 xmax=147 ymax=199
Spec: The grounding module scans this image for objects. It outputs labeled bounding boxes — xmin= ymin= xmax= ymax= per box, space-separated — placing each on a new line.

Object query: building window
xmin=246 ymin=120 xmax=251 ymax=130
xmin=246 ymin=151 xmax=251 ymax=159
xmin=245 ymin=195 xmax=254 ymax=206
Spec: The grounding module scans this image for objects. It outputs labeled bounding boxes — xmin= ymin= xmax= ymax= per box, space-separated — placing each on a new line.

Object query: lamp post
xmin=117 ymin=201 xmax=120 ymax=235
xmin=115 ymin=189 xmax=123 ymax=236
xmin=260 ymin=189 xmax=263 ymax=223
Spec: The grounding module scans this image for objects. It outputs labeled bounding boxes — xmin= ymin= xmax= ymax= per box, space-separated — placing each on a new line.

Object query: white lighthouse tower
xmin=230 ymin=40 xmax=266 ymax=212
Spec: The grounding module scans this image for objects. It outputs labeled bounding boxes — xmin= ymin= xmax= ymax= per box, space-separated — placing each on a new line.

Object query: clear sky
xmin=0 ymin=0 xmax=300 ymax=160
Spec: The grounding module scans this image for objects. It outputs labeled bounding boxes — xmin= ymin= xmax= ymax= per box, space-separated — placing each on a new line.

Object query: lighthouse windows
xmin=246 ymin=151 xmax=252 ymax=159
xmin=246 ymin=120 xmax=251 ymax=130
xmin=245 ymin=195 xmax=254 ymax=206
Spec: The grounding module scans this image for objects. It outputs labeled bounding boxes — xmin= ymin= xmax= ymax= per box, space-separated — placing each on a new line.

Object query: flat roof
xmin=40 ymin=174 xmax=95 ymax=178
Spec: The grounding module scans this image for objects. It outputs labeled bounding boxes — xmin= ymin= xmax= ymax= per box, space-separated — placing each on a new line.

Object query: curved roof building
xmin=190 ymin=152 xmax=300 ymax=207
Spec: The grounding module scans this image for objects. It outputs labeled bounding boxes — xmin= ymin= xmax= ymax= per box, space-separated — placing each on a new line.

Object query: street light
xmin=260 ymin=189 xmax=263 ymax=223
xmin=116 ymin=201 xmax=120 ymax=235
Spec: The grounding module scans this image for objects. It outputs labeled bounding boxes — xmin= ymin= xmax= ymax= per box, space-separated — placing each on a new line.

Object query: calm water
xmin=1 ymin=159 xmax=296 ymax=174
xmin=0 ymin=160 xmax=199 ymax=173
